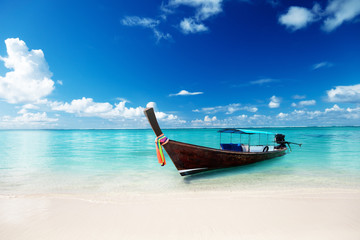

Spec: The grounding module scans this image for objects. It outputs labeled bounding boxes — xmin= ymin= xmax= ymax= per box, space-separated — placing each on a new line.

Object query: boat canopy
xmin=218 ymin=128 xmax=274 ymax=135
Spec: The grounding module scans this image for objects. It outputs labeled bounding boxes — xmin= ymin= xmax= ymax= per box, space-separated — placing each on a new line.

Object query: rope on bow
xmin=155 ymin=134 xmax=169 ymax=166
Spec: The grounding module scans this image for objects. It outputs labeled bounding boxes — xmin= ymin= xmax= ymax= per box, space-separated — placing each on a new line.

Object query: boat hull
xmin=143 ymin=107 xmax=287 ymax=176
xmin=164 ymin=140 xmax=287 ymax=176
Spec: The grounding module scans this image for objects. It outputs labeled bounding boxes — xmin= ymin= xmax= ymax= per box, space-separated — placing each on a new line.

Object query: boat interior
xmin=220 ymin=143 xmax=274 ymax=152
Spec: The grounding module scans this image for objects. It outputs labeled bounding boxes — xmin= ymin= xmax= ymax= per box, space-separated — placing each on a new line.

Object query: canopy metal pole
xmin=231 ymin=133 xmax=232 ymax=143
xmin=259 ymin=134 xmax=260 ymax=145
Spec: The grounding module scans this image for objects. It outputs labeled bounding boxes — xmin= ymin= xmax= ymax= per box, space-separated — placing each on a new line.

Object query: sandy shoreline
xmin=1 ymin=189 xmax=360 ymax=240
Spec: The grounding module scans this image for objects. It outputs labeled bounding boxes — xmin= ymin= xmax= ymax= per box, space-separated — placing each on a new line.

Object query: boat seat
xmin=220 ymin=143 xmax=243 ymax=152
xmin=241 ymin=144 xmax=249 ymax=152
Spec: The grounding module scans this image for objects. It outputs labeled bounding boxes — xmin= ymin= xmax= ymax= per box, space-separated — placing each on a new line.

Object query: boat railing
xmin=219 ymin=128 xmax=279 ymax=152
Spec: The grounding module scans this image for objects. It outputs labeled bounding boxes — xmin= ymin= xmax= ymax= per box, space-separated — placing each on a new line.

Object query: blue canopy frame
xmin=218 ymin=128 xmax=274 ymax=135
xmin=218 ymin=128 xmax=275 ymax=149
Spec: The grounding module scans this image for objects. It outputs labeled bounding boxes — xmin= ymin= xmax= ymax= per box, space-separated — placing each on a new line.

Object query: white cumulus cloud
xmin=190 ymin=104 xmax=360 ymax=127
xmin=0 ymin=112 xmax=58 ymax=128
xmin=146 ymin=102 xmax=157 ymax=109
xmin=277 ymin=112 xmax=289 ymax=119
xmin=279 ymin=0 xmax=360 ymax=32
xmin=269 ymin=95 xmax=281 ymax=108
xmin=323 ymin=0 xmax=360 ymax=32
xmin=0 ymin=38 xmax=55 ymax=103
xmin=204 ymin=115 xmax=217 ymax=122
xmin=279 ymin=6 xmax=317 ymax=31
xmin=327 ymin=84 xmax=360 ymax=103
xmin=180 ymin=18 xmax=208 ymax=34
xmin=50 ymin=98 xmax=182 ymax=123
xmin=51 ymin=98 xmax=143 ymax=119
xmin=325 ymin=104 xmax=343 ymax=113
xmin=278 ymin=104 xmax=360 ymax=125
xmin=169 ymin=90 xmax=204 ymax=96
xmin=14 ymin=112 xmax=58 ymax=123
xmin=51 ymin=97 xmax=113 ymax=116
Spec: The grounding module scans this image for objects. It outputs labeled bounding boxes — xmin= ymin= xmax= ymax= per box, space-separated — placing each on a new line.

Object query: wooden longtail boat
xmin=144 ymin=107 xmax=289 ymax=176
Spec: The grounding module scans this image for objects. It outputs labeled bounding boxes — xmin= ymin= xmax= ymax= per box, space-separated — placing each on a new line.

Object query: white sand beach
xmin=1 ymin=189 xmax=359 ymax=240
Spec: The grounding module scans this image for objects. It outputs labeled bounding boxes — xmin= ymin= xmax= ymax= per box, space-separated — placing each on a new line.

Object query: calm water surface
xmin=0 ymin=127 xmax=359 ymax=194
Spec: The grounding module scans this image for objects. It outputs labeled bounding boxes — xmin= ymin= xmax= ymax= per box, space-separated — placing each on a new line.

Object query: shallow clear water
xmin=0 ymin=127 xmax=359 ymax=194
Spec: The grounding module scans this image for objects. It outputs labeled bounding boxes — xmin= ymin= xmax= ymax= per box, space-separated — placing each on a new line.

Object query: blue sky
xmin=0 ymin=0 xmax=359 ymax=128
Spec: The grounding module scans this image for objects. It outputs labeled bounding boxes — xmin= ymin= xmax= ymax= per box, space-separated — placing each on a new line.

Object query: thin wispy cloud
xmin=160 ymin=2 xmax=174 ymax=15
xmin=169 ymin=90 xmax=204 ymax=96
xmin=292 ymin=100 xmax=316 ymax=107
xmin=121 ymin=16 xmax=171 ymax=42
xmin=267 ymin=0 xmax=280 ymax=8
xmin=193 ymin=103 xmax=258 ymax=115
xmin=279 ymin=0 xmax=360 ymax=32
xmin=292 ymin=95 xmax=306 ymax=100
xmin=168 ymin=0 xmax=224 ymax=34
xmin=123 ymin=0 xmax=230 ymax=38
xmin=121 ymin=16 xmax=160 ymax=28
xmin=299 ymin=100 xmax=316 ymax=106
xmin=250 ymin=78 xmax=278 ymax=85
xmin=312 ymin=61 xmax=333 ymax=70
xmin=168 ymin=0 xmax=223 ymax=21
xmin=232 ymin=78 xmax=279 ymax=88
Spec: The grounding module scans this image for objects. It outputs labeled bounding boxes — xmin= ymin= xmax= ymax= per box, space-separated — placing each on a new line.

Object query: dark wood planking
xmin=164 ymin=140 xmax=286 ymax=176
xmin=144 ymin=107 xmax=163 ymax=137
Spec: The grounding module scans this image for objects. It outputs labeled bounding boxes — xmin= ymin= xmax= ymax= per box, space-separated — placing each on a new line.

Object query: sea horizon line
xmin=0 ymin=125 xmax=360 ymax=131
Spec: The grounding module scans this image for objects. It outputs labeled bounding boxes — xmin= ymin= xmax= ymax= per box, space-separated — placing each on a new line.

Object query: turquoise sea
xmin=1 ymin=127 xmax=359 ymax=195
